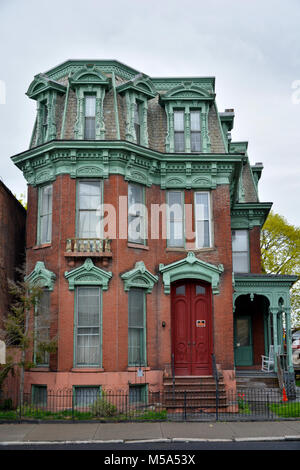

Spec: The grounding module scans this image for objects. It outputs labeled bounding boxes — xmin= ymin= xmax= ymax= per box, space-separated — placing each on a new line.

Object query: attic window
xmin=84 ymin=95 xmax=96 ymax=140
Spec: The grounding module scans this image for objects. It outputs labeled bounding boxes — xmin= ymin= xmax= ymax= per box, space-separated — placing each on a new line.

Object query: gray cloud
xmin=0 ymin=0 xmax=299 ymax=225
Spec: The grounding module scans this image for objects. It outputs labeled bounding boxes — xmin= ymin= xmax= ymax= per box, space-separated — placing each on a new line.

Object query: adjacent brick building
xmin=10 ymin=60 xmax=297 ymax=402
xmin=0 ymin=180 xmax=26 ymax=327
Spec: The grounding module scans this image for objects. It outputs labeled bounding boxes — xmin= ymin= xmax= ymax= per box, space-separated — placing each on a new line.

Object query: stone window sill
xmin=33 ymin=243 xmax=52 ymax=250
xmin=127 ymin=243 xmax=149 ymax=250
xmin=71 ymin=368 xmax=104 ymax=373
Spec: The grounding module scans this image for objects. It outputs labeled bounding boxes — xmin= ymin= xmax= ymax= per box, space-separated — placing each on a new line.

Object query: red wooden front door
xmin=171 ymin=281 xmax=212 ymax=376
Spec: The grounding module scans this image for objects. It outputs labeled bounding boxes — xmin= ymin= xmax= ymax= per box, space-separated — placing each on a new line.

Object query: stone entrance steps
xmin=163 ymin=375 xmax=228 ymax=411
xmin=235 ymin=370 xmax=279 ymax=389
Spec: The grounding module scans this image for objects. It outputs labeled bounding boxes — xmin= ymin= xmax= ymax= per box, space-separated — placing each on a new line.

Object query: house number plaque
xmin=196 ymin=320 xmax=206 ymax=327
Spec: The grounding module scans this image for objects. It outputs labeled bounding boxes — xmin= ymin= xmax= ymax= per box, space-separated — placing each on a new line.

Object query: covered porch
xmin=233 ymin=274 xmax=297 ymax=376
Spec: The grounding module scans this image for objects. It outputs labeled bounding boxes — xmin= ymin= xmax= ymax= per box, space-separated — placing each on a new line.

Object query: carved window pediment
xmin=121 ymin=261 xmax=158 ymax=293
xmin=65 ymin=258 xmax=112 ymax=290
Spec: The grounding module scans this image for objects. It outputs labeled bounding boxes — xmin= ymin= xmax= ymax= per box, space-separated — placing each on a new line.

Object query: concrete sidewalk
xmin=1 ymin=420 xmax=300 ymax=444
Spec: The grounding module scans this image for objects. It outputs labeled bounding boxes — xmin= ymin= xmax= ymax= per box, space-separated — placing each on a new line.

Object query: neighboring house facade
xmin=0 ymin=180 xmax=26 ymax=327
xmin=11 ymin=60 xmax=297 ymax=400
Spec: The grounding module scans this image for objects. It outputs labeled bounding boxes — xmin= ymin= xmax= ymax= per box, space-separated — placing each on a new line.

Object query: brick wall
xmin=25 ymin=174 xmax=236 ymax=376
xmin=0 ymin=182 xmax=26 ymax=326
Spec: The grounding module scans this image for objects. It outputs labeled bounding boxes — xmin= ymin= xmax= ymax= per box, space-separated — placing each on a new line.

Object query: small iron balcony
xmin=64 ymin=238 xmax=112 ymax=258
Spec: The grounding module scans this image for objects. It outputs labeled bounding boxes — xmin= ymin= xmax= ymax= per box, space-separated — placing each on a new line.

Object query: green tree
xmin=0 ymin=269 xmax=56 ymax=407
xmin=261 ymin=212 xmax=300 ymax=326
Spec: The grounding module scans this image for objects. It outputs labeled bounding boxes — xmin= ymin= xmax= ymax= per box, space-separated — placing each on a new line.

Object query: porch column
xmin=271 ymin=309 xmax=279 ymax=372
xmin=285 ymin=307 xmax=293 ymax=372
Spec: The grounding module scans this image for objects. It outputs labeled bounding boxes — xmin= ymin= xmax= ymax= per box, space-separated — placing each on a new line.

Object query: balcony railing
xmin=65 ymin=238 xmax=112 ymax=258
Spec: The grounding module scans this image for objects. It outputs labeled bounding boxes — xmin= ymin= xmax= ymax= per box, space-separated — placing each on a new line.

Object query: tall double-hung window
xmin=134 ymin=101 xmax=142 ymax=145
xmin=128 ymin=288 xmax=146 ymax=366
xmin=38 ymin=184 xmax=53 ymax=245
xmin=34 ymin=289 xmax=50 ymax=366
xmin=75 ymin=286 xmax=101 ymax=367
xmin=232 ymin=230 xmax=249 ymax=273
xmin=84 ymin=95 xmax=96 ymax=140
xmin=167 ymin=191 xmax=184 ymax=247
xmin=194 ymin=192 xmax=211 ymax=248
xmin=128 ymin=183 xmax=146 ymax=244
xmin=173 ymin=109 xmax=201 ymax=152
xmin=77 ymin=180 xmax=102 ymax=239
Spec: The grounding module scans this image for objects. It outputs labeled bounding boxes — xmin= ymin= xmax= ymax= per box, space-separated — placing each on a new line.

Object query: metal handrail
xmin=211 ymin=353 xmax=219 ymax=421
xmin=171 ymin=353 xmax=175 ymax=400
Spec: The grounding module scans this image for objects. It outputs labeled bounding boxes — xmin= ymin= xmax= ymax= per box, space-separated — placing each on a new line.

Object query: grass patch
xmin=269 ymin=401 xmax=300 ymax=418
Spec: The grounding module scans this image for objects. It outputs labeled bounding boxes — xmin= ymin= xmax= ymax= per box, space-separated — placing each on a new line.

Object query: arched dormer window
xmin=26 ymin=74 xmax=67 ymax=146
xmin=159 ymin=82 xmax=215 ymax=153
xmin=117 ymin=74 xmax=156 ymax=147
xmin=69 ymin=65 xmax=110 ymax=140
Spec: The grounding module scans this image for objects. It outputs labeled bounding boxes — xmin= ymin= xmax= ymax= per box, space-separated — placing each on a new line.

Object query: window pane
xmin=233 ymin=252 xmax=249 ymax=273
xmin=174 ymin=132 xmax=185 ymax=152
xmin=232 ymin=230 xmax=248 ymax=251
xmin=39 ymin=185 xmax=52 ymax=244
xmin=196 ymin=285 xmax=206 ymax=295
xmin=77 ymin=182 xmax=101 ymax=238
xmin=167 ymin=191 xmax=184 ymax=247
xmin=176 ymin=285 xmax=185 ymax=296
xmin=128 ymin=289 xmax=145 ymax=365
xmin=195 ymin=192 xmax=210 ymax=248
xmin=174 ymin=111 xmax=184 ymax=131
xmin=85 ymin=96 xmax=96 ymax=117
xmin=196 ymin=220 xmax=210 ymax=248
xmin=191 ymin=132 xmax=201 ymax=152
xmin=190 ymin=111 xmax=201 ymax=131
xmin=128 ymin=184 xmax=145 ymax=243
xmin=76 ymin=287 xmax=101 ymax=366
xmin=84 ymin=117 xmax=96 ymax=139
xmin=195 ymin=192 xmax=209 ymax=219
xmin=75 ymin=387 xmax=100 ymax=406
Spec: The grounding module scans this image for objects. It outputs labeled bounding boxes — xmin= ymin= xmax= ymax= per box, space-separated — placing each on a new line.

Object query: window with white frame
xmin=128 ymin=183 xmax=146 ymax=244
xmin=232 ymin=230 xmax=249 ymax=273
xmin=167 ymin=191 xmax=184 ymax=247
xmin=77 ymin=180 xmax=102 ymax=239
xmin=75 ymin=286 xmax=101 ymax=367
xmin=128 ymin=288 xmax=146 ymax=366
xmin=38 ymin=184 xmax=53 ymax=245
xmin=194 ymin=192 xmax=211 ymax=248
xmin=84 ymin=95 xmax=96 ymax=140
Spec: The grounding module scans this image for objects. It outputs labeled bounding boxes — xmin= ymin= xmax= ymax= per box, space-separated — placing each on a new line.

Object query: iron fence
xmin=0 ymin=386 xmax=300 ymax=422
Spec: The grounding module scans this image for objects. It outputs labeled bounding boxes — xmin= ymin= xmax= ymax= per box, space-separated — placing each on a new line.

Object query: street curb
xmin=1 ymin=436 xmax=300 ymax=445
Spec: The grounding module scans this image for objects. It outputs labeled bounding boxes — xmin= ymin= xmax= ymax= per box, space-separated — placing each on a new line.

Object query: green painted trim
xmin=25 ymin=261 xmax=56 ymax=291
xmin=111 ymin=72 xmax=120 ymax=140
xmin=159 ymin=82 xmax=215 ymax=102
xmin=65 ymin=258 xmax=112 ymax=291
xmin=74 ymin=286 xmax=102 ymax=368
xmin=231 ymin=202 xmax=272 ymax=229
xmin=117 ymin=74 xmax=156 ymax=100
xmin=26 ymin=74 xmax=67 ymax=100
xmin=60 ymin=73 xmax=71 ymax=139
xmin=128 ymin=288 xmax=147 ymax=367
xmin=121 ymin=261 xmax=158 ymax=293
xmin=159 ymin=251 xmax=224 ymax=295
xmin=11 ymin=140 xmax=244 ymax=203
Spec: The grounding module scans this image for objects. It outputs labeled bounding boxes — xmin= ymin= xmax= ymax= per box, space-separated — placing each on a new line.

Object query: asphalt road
xmin=1 ymin=440 xmax=300 ymax=451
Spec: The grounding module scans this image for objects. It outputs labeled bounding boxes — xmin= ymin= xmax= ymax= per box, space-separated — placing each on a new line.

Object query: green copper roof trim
xmin=233 ymin=273 xmax=298 ymax=310
xmin=25 ymin=261 xmax=56 ymax=291
xmin=159 ymin=82 xmax=215 ymax=102
xmin=69 ymin=64 xmax=110 ymax=88
xmin=26 ymin=74 xmax=67 ymax=99
xmin=159 ymin=251 xmax=224 ymax=295
xmin=11 ymin=140 xmax=244 ymax=203
xmin=121 ymin=261 xmax=158 ymax=293
xmin=231 ymin=202 xmax=272 ymax=229
xmin=117 ymin=73 xmax=157 ymax=99
xmin=65 ymin=258 xmax=112 ymax=291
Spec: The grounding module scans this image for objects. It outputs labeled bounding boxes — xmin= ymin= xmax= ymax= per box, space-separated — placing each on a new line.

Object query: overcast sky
xmin=0 ymin=0 xmax=299 ymax=226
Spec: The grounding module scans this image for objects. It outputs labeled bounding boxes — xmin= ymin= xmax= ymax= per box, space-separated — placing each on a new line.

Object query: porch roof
xmin=233 ymin=273 xmax=298 ymax=311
